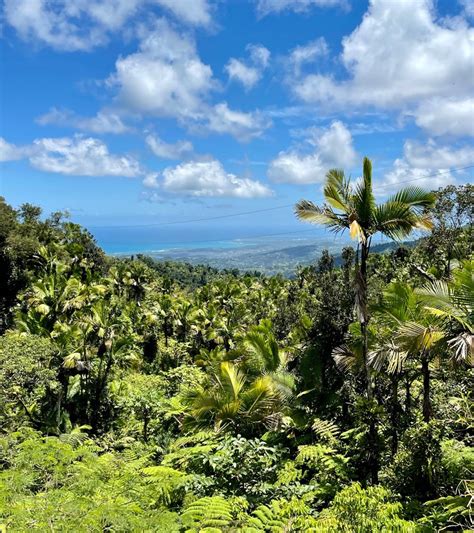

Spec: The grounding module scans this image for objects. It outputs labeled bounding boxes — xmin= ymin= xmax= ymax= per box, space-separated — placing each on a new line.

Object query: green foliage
xmin=311 ymin=417 xmax=340 ymax=444
xmin=382 ymin=422 xmax=444 ymax=500
xmin=181 ymin=496 xmax=236 ymax=531
xmin=245 ymin=496 xmax=320 ymax=532
xmin=422 ymin=479 xmax=474 ymax=531
xmin=0 ymin=333 xmax=59 ymax=431
xmin=317 ymin=483 xmax=418 ymax=532
xmin=164 ymin=434 xmax=287 ymax=504
xmin=439 ymin=439 xmax=474 ymax=492
xmin=0 ymin=192 xmax=472 ymax=530
xmin=110 ymin=373 xmax=168 ymax=443
xmin=183 ymin=340 xmax=295 ymax=435
xmin=0 ymin=431 xmax=181 ymax=532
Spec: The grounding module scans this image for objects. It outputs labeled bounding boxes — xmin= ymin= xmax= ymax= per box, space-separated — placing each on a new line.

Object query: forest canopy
xmin=0 ymin=180 xmax=473 ymax=531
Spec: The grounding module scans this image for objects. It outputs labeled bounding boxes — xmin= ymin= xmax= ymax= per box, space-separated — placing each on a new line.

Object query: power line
xmin=89 ymin=204 xmax=294 ymax=229
xmin=89 ymin=165 xmax=473 ymax=230
xmin=380 ymin=165 xmax=473 ymax=186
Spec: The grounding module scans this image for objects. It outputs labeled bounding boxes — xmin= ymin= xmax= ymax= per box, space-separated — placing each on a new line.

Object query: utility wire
xmin=90 ymin=204 xmax=294 ymax=229
xmin=89 ymin=165 xmax=473 ymax=230
xmin=377 ymin=165 xmax=473 ymax=186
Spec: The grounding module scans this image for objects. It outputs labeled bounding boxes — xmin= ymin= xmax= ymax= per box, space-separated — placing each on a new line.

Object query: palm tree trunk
xmin=359 ymin=239 xmax=378 ymax=483
xmin=390 ymin=375 xmax=400 ymax=456
xmin=359 ymin=240 xmax=371 ymax=399
xmin=421 ymin=354 xmax=432 ymax=422
xmin=143 ymin=406 xmax=149 ymax=442
xmin=164 ymin=317 xmax=169 ymax=347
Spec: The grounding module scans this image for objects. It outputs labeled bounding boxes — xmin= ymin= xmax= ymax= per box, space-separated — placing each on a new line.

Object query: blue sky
xmin=0 ymin=0 xmax=473 ymax=242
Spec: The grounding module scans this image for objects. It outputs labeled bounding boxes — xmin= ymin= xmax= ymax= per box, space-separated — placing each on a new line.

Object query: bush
xmin=317 ymin=483 xmax=418 ymax=532
xmin=164 ymin=433 xmax=288 ymax=504
xmin=439 ymin=439 xmax=474 ymax=493
xmin=0 ymin=431 xmax=181 ymax=531
xmin=382 ymin=421 xmax=444 ymax=500
xmin=0 ymin=333 xmax=60 ymax=432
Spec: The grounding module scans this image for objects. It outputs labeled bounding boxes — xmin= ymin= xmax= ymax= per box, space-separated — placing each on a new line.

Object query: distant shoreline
xmin=105 ymin=236 xmax=415 ymax=277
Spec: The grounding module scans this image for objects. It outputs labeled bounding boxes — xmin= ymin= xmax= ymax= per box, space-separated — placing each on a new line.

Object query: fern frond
xmin=181 ymin=496 xmax=234 ymax=530
xmin=311 ymin=418 xmax=340 ymax=443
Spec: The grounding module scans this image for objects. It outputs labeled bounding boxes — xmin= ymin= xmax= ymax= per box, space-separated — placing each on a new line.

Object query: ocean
xmin=88 ymin=225 xmax=328 ymax=256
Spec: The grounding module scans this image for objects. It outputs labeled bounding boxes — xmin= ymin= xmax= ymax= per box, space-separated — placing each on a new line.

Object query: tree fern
xmin=311 ymin=418 xmax=340 ymax=444
xmin=162 ymin=443 xmax=218 ymax=470
xmin=244 ymin=497 xmax=319 ymax=532
xmin=180 ymin=496 xmax=234 ymax=531
xmin=142 ymin=465 xmax=190 ymax=506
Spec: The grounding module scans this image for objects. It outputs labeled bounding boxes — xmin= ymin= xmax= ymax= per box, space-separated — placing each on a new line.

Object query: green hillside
xmin=0 ymin=182 xmax=472 ymax=532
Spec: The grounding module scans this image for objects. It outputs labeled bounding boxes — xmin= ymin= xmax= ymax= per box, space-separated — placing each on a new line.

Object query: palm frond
xmin=244 ymin=329 xmax=280 ymax=373
xmin=414 ymin=213 xmax=434 ymax=231
xmin=353 ymin=157 xmax=376 ymax=226
xmin=369 ymin=341 xmax=408 ymax=374
xmin=219 ymin=361 xmax=246 ymax=400
xmin=418 ymin=276 xmax=473 ymax=332
xmin=397 ymin=322 xmax=445 ymax=352
xmin=448 ymin=333 xmax=474 ymax=365
xmin=267 ymin=370 xmax=295 ymax=400
xmin=349 ymin=220 xmax=365 ymax=243
xmin=294 ymin=200 xmax=346 ymax=230
xmin=373 ymin=202 xmax=418 ymax=240
xmin=324 ymin=169 xmax=351 ymax=211
xmin=387 ymin=186 xmax=436 ymax=211
xmin=332 ymin=344 xmax=362 ymax=373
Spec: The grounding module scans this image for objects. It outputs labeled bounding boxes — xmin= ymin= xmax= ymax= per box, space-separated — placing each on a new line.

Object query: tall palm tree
xmin=295 ymin=157 xmax=435 ymax=483
xmin=371 ymin=282 xmax=445 ymax=423
xmin=295 ymin=157 xmax=435 ymax=400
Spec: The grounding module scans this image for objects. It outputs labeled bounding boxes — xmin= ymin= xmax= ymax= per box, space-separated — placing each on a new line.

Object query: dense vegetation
xmin=0 ymin=172 xmax=472 ymax=531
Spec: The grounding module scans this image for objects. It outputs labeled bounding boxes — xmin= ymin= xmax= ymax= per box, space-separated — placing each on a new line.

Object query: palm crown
xmin=295 ymin=157 xmax=435 ymax=244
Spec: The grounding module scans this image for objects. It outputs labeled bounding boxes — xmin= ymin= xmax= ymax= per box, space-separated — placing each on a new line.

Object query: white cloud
xmin=4 ymin=0 xmax=212 ymax=51
xmin=382 ymin=139 xmax=474 ymax=191
xmin=107 ymin=21 xmax=270 ymax=140
xmin=414 ymin=98 xmax=474 ymax=137
xmin=142 ymin=172 xmax=160 ymax=188
xmin=29 ymin=136 xmax=142 ymax=177
xmin=204 ymin=103 xmax=270 ymax=142
xmin=160 ymin=159 xmax=273 ymax=197
xmin=110 ymin=19 xmax=214 ymax=119
xmin=225 ymin=44 xmax=271 ymax=90
xmin=287 ymin=38 xmax=328 ymax=74
xmin=268 ymin=121 xmax=356 ymax=183
xmin=382 ymin=162 xmax=456 ymax=193
xmin=459 ymin=0 xmax=474 ymax=18
xmin=256 ymin=0 xmax=348 ymax=16
xmin=146 ymin=134 xmax=194 ymax=159
xmin=403 ymin=139 xmax=474 ymax=169
xmin=225 ymin=59 xmax=261 ymax=90
xmin=0 ymin=138 xmax=31 ymax=162
xmin=293 ymin=0 xmax=474 ymax=137
xmin=248 ymin=44 xmax=271 ymax=68
xmin=37 ymin=108 xmax=130 ymax=134
xmin=153 ymin=0 xmax=212 ymax=27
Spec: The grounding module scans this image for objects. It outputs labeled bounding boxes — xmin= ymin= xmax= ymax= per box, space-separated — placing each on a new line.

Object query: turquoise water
xmin=88 ymin=225 xmax=325 ymax=255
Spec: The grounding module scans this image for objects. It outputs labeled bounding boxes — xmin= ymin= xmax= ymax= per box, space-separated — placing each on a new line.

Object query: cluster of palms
xmin=15 ymin=243 xmax=298 ymax=434
xmin=17 ymin=249 xmax=144 ymax=430
xmin=296 ymin=157 xmax=473 ymax=480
